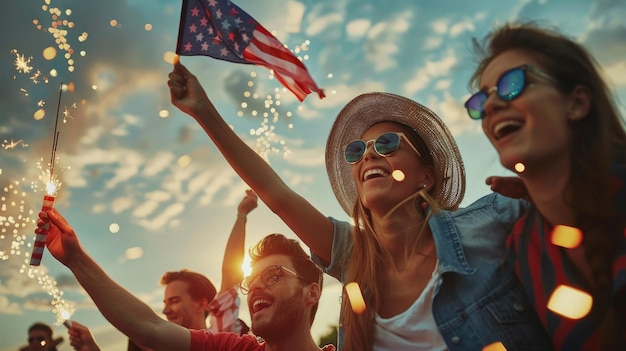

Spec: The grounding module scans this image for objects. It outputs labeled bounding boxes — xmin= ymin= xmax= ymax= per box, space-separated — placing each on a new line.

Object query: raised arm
xmin=40 ymin=209 xmax=190 ymax=351
xmin=220 ymin=190 xmax=257 ymax=292
xmin=168 ymin=62 xmax=333 ymax=262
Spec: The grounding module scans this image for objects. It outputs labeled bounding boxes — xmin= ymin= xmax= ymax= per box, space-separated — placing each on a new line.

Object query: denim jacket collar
xmin=428 ymin=209 xmax=477 ymax=276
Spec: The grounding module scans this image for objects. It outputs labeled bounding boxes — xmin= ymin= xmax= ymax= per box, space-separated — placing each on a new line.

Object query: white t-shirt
xmin=373 ymin=261 xmax=447 ymax=351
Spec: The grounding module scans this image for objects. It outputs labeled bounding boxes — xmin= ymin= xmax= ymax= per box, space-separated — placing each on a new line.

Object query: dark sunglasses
xmin=239 ymin=265 xmax=307 ymax=295
xmin=344 ymin=132 xmax=421 ymax=164
xmin=28 ymin=336 xmax=46 ymax=343
xmin=464 ymin=64 xmax=557 ymax=120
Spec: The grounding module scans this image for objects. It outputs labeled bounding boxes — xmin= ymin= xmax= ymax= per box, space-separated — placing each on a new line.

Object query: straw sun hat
xmin=325 ymin=92 xmax=466 ymax=215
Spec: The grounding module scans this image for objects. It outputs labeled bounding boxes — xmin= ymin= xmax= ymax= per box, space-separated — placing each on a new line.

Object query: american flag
xmin=176 ymin=0 xmax=324 ymax=102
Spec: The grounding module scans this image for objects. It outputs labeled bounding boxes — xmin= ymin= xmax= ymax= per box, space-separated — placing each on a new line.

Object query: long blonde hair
xmin=339 ymin=122 xmax=447 ymax=351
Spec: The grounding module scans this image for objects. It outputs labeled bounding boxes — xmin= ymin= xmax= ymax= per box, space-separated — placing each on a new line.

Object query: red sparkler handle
xmin=30 ymin=195 xmax=56 ymax=266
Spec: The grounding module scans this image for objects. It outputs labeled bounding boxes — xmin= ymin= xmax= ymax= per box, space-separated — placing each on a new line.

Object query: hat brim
xmin=325 ymin=92 xmax=466 ymax=215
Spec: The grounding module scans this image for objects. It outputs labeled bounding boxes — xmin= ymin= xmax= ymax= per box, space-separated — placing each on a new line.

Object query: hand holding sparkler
xmin=37 ymin=208 xmax=84 ymax=268
xmin=30 ymin=83 xmax=64 ymax=266
xmin=30 ymin=193 xmax=57 ymax=266
xmin=67 ymin=321 xmax=102 ymax=351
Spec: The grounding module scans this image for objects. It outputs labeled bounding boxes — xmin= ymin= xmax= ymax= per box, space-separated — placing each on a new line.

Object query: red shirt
xmin=190 ymin=330 xmax=336 ymax=351
xmin=506 ymin=165 xmax=626 ymax=350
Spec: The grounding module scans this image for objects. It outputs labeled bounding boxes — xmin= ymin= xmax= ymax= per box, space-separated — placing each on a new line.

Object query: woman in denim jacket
xmin=168 ymin=64 xmax=552 ymax=350
xmin=465 ymin=22 xmax=626 ymax=350
xmin=313 ymin=92 xmax=551 ymax=351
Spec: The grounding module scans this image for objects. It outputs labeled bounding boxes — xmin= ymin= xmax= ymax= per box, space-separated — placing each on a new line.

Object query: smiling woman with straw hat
xmin=168 ymin=63 xmax=552 ymax=351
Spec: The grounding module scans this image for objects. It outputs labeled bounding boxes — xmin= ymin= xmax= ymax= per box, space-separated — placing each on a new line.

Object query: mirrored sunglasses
xmin=464 ymin=64 xmax=556 ymax=120
xmin=343 ymin=132 xmax=421 ymax=164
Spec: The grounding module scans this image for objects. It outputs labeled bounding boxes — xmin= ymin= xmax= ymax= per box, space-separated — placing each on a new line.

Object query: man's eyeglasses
xmin=464 ymin=64 xmax=557 ymax=120
xmin=239 ymin=265 xmax=307 ymax=295
xmin=28 ymin=336 xmax=46 ymax=343
xmin=343 ymin=132 xmax=422 ymax=164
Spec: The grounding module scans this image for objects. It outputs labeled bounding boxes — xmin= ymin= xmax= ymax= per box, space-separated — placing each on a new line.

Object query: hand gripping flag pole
xmin=176 ymin=0 xmax=324 ymax=102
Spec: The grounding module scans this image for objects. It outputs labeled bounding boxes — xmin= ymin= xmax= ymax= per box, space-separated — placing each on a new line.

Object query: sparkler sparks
xmin=232 ymin=39 xmax=322 ymax=160
xmin=26 ymin=265 xmax=76 ymax=325
xmin=2 ymin=139 xmax=29 ymax=150
xmin=11 ymin=49 xmax=33 ymax=73
xmin=0 ymin=180 xmax=34 ymax=261
xmin=62 ymin=102 xmax=78 ymax=123
xmin=0 ymin=179 xmax=75 ymax=324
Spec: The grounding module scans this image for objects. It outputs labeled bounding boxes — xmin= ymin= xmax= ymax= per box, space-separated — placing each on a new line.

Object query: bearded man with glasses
xmin=37 ymin=207 xmax=335 ymax=351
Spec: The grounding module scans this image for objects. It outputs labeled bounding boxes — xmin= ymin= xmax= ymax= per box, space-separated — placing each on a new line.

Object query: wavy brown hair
xmin=469 ymin=22 xmax=626 ymax=348
xmin=340 ymin=122 xmax=443 ymax=351
xmin=249 ymin=233 xmax=324 ymax=325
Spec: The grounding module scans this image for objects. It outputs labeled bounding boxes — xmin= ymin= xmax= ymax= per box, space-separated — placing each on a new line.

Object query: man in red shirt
xmin=40 ymin=208 xmax=335 ymax=351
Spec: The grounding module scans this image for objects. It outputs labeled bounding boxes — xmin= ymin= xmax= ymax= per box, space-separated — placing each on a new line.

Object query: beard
xmin=251 ymin=292 xmax=305 ymax=342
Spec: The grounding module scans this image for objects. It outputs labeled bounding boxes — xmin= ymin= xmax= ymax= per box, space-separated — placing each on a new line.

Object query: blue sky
xmin=1 ymin=0 xmax=625 ymax=349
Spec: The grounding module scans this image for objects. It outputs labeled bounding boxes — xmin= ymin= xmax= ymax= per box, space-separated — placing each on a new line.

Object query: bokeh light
xmin=551 ymin=225 xmax=583 ymax=249
xmin=483 ymin=342 xmax=507 ymax=351
xmin=34 ymin=109 xmax=46 ymax=120
xmin=177 ymin=155 xmax=192 ymax=167
xmin=392 ymin=169 xmax=405 ymax=182
xmin=345 ymin=282 xmax=366 ymax=314
xmin=547 ymin=284 xmax=592 ymax=319
xmin=125 ymin=247 xmax=143 ymax=260
xmin=163 ymin=51 xmax=178 ymax=64
xmin=42 ymin=46 xmax=57 ymax=60
xmin=109 ymin=223 xmax=120 ymax=234
xmin=514 ymin=162 xmax=525 ymax=173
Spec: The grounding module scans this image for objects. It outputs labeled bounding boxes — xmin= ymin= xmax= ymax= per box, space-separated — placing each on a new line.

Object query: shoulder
xmin=449 ymin=193 xmax=529 ymax=221
xmin=191 ymin=330 xmax=261 ymax=350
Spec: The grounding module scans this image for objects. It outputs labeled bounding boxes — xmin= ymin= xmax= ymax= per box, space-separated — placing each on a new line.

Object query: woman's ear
xmin=421 ymin=165 xmax=435 ymax=190
xmin=567 ymin=84 xmax=592 ymax=121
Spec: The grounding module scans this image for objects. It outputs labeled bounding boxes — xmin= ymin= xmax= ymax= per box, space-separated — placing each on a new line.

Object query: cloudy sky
xmin=1 ymin=0 xmax=625 ymax=349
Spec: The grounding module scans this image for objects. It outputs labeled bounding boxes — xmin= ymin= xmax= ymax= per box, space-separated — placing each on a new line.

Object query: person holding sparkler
xmin=38 ymin=210 xmax=334 ymax=351
xmin=65 ymin=190 xmax=258 ymax=351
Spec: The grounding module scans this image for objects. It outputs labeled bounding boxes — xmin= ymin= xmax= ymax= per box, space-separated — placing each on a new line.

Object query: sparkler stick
xmin=30 ymin=83 xmax=63 ymax=266
xmin=29 ymin=194 xmax=55 ymax=266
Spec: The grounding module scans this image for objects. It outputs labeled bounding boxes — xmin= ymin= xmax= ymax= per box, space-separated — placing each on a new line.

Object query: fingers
xmin=38 ymin=208 xmax=77 ymax=238
xmin=485 ymin=176 xmax=494 ymax=185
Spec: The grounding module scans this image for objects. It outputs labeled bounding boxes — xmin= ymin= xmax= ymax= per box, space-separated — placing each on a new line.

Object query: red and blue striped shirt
xmin=506 ymin=165 xmax=626 ymax=350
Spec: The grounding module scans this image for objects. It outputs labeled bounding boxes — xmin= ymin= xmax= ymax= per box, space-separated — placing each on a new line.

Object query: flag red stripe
xmin=251 ymin=26 xmax=308 ymax=69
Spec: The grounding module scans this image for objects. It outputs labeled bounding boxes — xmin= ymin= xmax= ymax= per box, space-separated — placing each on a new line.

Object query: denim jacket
xmin=312 ymin=193 xmax=553 ymax=351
